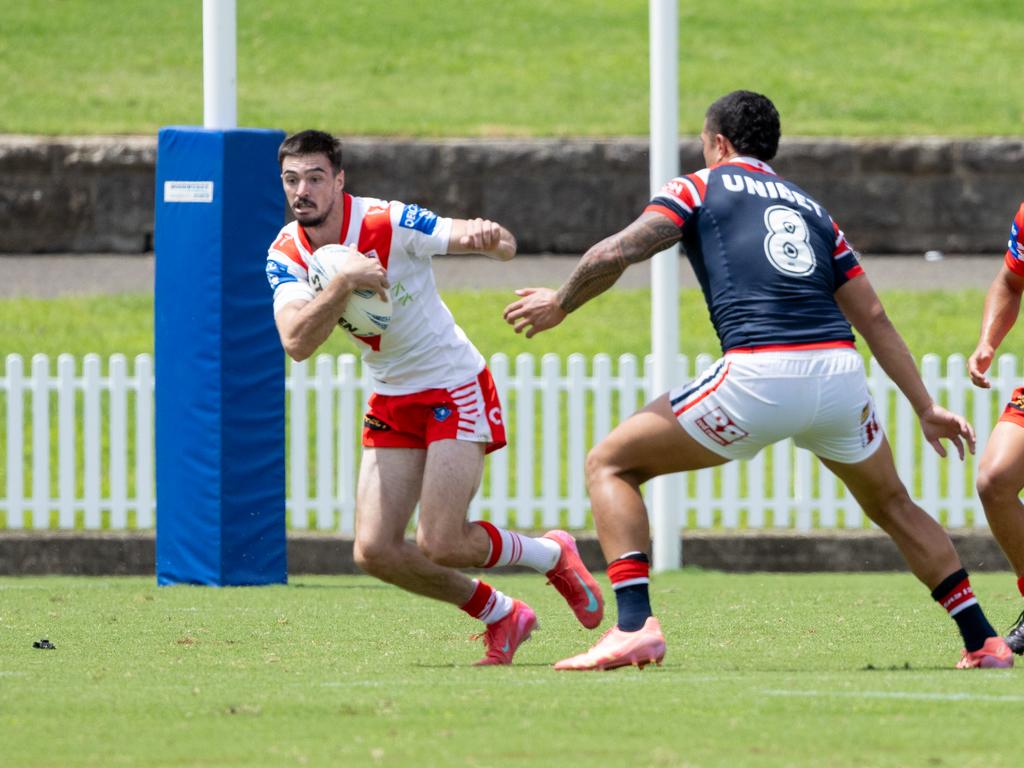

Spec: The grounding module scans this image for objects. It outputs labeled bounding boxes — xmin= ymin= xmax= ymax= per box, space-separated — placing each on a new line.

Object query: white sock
xmin=477 ymin=522 xmax=561 ymax=572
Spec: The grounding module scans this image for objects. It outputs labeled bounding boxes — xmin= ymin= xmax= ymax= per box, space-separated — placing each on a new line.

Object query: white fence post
xmin=135 ymin=354 xmax=154 ymax=528
xmin=336 ymin=354 xmax=359 ymax=534
xmin=57 ymin=354 xmax=77 ymax=528
xmin=109 ymin=354 xmax=128 ymax=529
xmin=82 ymin=354 xmax=102 ymax=529
xmin=540 ymin=354 xmax=561 ymax=528
xmin=314 ymin=355 xmax=335 ymax=530
xmin=31 ymin=355 xmax=51 ymax=529
xmin=566 ymin=354 xmax=587 ymax=528
xmin=514 ymin=353 xmax=536 ymax=529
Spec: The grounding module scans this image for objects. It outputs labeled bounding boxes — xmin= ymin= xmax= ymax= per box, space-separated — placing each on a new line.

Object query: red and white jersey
xmin=266 ymin=192 xmax=485 ymax=395
xmin=1005 ymin=201 xmax=1024 ymax=277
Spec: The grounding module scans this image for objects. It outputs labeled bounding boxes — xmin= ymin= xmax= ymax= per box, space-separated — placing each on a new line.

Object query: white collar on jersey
xmin=721 ymin=155 xmax=777 ymax=176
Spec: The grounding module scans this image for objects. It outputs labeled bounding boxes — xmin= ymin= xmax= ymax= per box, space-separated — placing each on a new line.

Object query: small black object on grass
xmin=32 ymin=639 xmax=56 ymax=650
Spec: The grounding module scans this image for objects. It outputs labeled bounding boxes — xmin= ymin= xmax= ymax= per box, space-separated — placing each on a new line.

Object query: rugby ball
xmin=307 ymin=244 xmax=392 ymax=337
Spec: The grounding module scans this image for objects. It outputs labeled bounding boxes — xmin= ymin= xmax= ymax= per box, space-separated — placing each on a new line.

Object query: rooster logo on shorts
xmin=433 ymin=406 xmax=452 ymax=422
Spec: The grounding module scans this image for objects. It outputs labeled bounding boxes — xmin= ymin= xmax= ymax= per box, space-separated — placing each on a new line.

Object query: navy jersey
xmin=647 ymin=156 xmax=864 ymax=353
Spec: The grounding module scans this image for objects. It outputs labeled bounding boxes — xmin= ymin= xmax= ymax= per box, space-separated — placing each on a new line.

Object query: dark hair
xmin=278 ymin=130 xmax=343 ymax=173
xmin=705 ymin=91 xmax=780 ymax=162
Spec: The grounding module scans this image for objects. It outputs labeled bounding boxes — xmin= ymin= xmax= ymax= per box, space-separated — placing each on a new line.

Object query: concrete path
xmin=0 ymin=252 xmax=1003 ymax=298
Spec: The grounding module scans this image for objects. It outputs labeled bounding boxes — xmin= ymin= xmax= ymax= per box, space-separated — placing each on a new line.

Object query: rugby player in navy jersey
xmin=968 ymin=200 xmax=1024 ymax=654
xmin=504 ymin=90 xmax=1012 ymax=670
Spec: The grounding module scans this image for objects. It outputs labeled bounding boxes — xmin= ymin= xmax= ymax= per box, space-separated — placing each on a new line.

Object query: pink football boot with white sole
xmin=554 ymin=616 xmax=666 ymax=671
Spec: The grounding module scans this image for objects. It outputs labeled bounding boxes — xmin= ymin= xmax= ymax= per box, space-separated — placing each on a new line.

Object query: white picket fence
xmin=1 ymin=352 xmax=1019 ymax=532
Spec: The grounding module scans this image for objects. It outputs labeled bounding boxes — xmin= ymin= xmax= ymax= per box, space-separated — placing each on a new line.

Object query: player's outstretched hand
xmin=918 ymin=403 xmax=976 ymax=460
xmin=336 ymin=249 xmax=389 ymax=300
xmin=968 ymin=343 xmax=994 ymax=389
xmin=503 ymin=288 xmax=566 ymax=338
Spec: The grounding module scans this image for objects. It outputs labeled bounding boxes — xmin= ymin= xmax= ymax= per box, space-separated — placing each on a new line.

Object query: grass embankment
xmin=1 ymin=0 xmax=1021 ymax=136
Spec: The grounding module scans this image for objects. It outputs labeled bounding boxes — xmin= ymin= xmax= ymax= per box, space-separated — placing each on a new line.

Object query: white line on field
xmin=764 ymin=688 xmax=1024 ymax=703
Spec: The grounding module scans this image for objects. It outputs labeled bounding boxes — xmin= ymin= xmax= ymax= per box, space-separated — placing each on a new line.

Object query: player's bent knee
xmin=415 ymin=530 xmax=461 ymax=567
xmin=353 ymin=539 xmax=402 ymax=577
xmin=585 ymin=443 xmax=622 ymax=484
xmin=976 ymin=465 xmax=1023 ymax=504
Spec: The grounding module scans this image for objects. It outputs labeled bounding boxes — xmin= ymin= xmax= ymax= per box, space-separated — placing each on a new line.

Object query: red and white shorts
xmin=669 ymin=344 xmax=884 ymax=464
xmin=999 ymin=386 xmax=1024 ymax=428
xmin=362 ymin=367 xmax=507 ymax=454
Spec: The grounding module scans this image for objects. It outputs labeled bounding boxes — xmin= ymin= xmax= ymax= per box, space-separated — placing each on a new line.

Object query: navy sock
xmin=931 ymin=568 xmax=996 ymax=652
xmin=608 ymin=552 xmax=652 ymax=632
xmin=614 ymin=584 xmax=652 ymax=632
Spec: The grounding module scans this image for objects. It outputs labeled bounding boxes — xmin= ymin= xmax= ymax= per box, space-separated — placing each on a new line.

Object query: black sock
xmin=931 ymin=568 xmax=996 ymax=652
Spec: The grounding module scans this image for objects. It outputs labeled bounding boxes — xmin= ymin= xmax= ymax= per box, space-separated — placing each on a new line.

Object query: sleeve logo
xmin=399 ymin=203 xmax=439 ymax=235
xmin=265 ymin=259 xmax=297 ymax=290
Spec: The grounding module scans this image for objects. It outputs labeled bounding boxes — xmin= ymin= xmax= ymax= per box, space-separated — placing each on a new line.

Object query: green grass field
xmin=1 ymin=571 xmax=1020 ymax=767
xmin=2 ymin=0 xmax=1022 ymax=136
xmin=1 ymin=288 xmax=1019 ymax=361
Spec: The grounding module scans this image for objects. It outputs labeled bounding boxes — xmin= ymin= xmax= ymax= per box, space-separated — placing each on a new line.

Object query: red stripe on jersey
xmin=340 ymin=192 xmax=352 ymax=243
xmin=296 ymin=222 xmax=313 ymax=254
xmin=687 ymin=172 xmax=707 ymax=200
xmin=845 ymin=264 xmax=865 ymax=280
xmin=726 ymin=340 xmax=856 ymax=354
xmin=645 ymin=203 xmax=684 ymax=227
xmin=607 ymin=558 xmax=650 ymax=586
xmin=659 ymin=178 xmax=699 ymax=210
xmin=358 ymin=204 xmax=394 ymax=269
xmin=271 ymin=230 xmax=307 ymax=270
xmin=676 ymin=363 xmax=731 ymax=415
xmin=354 ymin=334 xmax=382 ymax=351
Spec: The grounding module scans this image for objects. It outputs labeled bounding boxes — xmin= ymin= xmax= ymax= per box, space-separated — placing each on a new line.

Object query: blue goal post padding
xmin=154 ymin=127 xmax=287 ymax=586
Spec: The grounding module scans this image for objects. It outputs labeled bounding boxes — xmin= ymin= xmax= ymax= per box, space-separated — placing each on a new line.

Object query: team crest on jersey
xmin=363 ymin=415 xmax=391 ymax=431
xmin=433 ymin=406 xmax=452 ymax=422
xmin=399 ymin=203 xmax=439 ymax=235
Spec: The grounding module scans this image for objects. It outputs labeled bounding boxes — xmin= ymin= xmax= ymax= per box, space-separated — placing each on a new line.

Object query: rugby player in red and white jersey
xmin=968 ymin=200 xmax=1024 ymax=654
xmin=505 ymin=91 xmax=1012 ymax=670
xmin=266 ymin=130 xmax=603 ymax=665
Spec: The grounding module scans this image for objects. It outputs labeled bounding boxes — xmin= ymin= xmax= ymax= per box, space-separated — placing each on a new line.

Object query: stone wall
xmin=0 ymin=531 xmax=1008 ymax=576
xmin=2 ymin=134 xmax=1021 ymax=255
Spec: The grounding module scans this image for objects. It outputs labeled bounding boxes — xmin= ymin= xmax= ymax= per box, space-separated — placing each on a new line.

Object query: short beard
xmin=295 ymin=210 xmax=329 ymax=228
xmin=293 ymin=197 xmax=334 ymax=229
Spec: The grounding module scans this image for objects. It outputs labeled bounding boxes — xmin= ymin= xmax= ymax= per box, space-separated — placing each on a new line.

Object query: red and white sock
xmin=474 ymin=521 xmax=560 ymax=572
xmin=460 ymin=579 xmax=513 ymax=625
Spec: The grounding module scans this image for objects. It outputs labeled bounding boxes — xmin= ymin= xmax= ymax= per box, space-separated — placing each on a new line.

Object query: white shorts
xmin=669 ymin=346 xmax=884 ymax=464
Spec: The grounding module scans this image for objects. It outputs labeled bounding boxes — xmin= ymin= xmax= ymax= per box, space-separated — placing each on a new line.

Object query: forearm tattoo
xmin=556 ymin=215 xmax=681 ymax=313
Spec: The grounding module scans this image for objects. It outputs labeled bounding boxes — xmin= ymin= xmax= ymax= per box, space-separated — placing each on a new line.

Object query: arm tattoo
xmin=556 ymin=215 xmax=681 ymax=313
